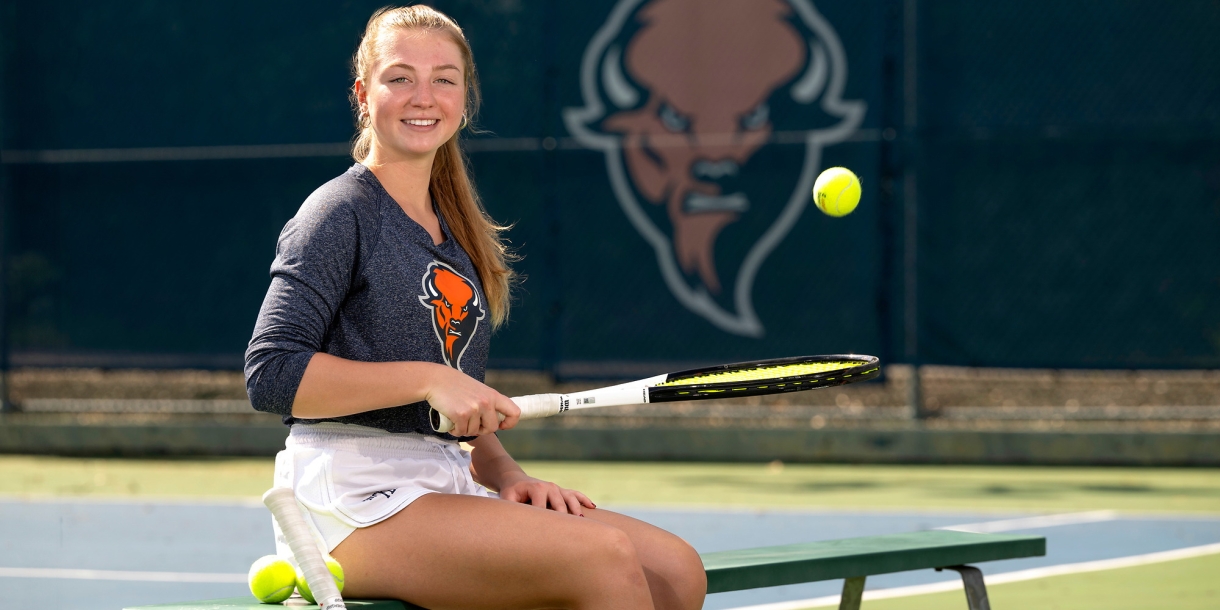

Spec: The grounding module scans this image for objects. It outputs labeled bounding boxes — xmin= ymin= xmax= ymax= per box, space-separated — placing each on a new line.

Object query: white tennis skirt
xmin=272 ymin=422 xmax=497 ymax=555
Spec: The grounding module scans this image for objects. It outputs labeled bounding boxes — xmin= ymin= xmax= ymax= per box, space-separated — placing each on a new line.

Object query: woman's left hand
xmin=498 ymin=472 xmax=596 ymax=516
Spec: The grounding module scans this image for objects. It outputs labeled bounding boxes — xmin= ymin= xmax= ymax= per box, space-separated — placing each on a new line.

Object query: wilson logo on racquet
xmin=419 ymin=262 xmax=485 ymax=370
xmin=565 ymin=0 xmax=864 ymax=336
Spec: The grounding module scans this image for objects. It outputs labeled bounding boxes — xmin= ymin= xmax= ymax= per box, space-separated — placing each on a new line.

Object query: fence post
xmin=0 ymin=158 xmax=9 ymax=413
xmin=907 ymin=364 xmax=929 ymax=420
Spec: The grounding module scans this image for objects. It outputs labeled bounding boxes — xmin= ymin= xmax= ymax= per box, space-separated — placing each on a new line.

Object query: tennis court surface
xmin=3 ymin=498 xmax=1218 ymax=610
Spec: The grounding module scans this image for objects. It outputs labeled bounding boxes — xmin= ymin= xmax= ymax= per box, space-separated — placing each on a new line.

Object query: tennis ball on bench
xmin=812 ymin=167 xmax=861 ymax=217
xmin=296 ymin=555 xmax=345 ymax=604
xmin=247 ymin=555 xmax=297 ymax=604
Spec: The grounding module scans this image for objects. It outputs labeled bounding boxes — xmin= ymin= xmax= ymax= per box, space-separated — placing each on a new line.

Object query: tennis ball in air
xmin=295 ymin=556 xmax=345 ymax=604
xmin=812 ymin=167 xmax=861 ymax=217
xmin=247 ymin=555 xmax=297 ymax=604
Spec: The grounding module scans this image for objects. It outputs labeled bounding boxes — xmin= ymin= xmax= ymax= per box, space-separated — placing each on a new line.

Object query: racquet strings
xmin=657 ymin=360 xmax=869 ymax=387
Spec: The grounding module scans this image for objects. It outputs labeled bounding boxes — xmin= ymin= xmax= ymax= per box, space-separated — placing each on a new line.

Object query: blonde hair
xmin=350 ymin=5 xmax=515 ymax=328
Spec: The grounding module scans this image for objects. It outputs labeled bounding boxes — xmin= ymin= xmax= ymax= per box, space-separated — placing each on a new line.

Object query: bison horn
xmin=791 ymin=42 xmax=828 ymax=104
xmin=601 ymin=44 xmax=640 ymax=108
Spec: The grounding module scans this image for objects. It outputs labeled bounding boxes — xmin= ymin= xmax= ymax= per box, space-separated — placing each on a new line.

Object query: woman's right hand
xmin=424 ymin=365 xmax=520 ymax=437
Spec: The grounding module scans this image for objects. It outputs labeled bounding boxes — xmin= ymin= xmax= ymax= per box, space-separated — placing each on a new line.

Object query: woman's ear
xmin=354 ymin=79 xmax=368 ymax=113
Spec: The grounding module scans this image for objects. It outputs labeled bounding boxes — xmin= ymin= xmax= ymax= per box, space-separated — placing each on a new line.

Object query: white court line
xmin=0 ymin=567 xmax=245 ymax=583
xmin=0 ymin=495 xmax=265 ymax=508
xmin=722 ymin=542 xmax=1220 ymax=610
xmin=939 ymin=510 xmax=1119 ymax=533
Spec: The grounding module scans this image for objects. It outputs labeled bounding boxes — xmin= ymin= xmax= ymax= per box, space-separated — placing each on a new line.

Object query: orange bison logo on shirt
xmin=565 ymin=0 xmax=864 ymax=336
xmin=419 ymin=262 xmax=484 ymax=369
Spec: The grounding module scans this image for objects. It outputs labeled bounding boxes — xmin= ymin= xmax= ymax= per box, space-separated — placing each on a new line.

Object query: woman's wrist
xmin=415 ymin=361 xmax=451 ymax=403
xmin=468 ymin=435 xmax=525 ymax=491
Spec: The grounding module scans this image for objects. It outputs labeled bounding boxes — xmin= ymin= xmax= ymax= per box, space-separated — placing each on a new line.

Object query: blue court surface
xmin=2 ymin=498 xmax=1218 ymax=610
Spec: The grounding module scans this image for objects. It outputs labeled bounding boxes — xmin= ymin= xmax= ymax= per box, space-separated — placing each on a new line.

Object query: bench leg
xmin=942 ymin=565 xmax=991 ymax=610
xmin=838 ymin=576 xmax=866 ymax=610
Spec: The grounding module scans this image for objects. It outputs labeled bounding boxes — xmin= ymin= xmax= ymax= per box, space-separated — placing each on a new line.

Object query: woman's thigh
xmin=329 ymin=493 xmax=655 ymax=610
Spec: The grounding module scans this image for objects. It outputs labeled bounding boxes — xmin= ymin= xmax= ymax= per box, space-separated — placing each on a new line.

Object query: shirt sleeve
xmin=245 ymin=192 xmax=366 ymax=416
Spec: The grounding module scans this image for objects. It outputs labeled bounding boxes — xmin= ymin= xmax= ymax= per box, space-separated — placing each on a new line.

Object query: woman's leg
xmin=583 ymin=508 xmax=706 ymax=610
xmin=330 ymin=493 xmax=656 ymax=610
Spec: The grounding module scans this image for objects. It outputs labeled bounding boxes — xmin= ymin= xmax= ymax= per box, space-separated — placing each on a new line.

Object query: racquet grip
xmin=431 ymin=393 xmax=563 ymax=433
xmin=263 ymin=488 xmax=346 ymax=610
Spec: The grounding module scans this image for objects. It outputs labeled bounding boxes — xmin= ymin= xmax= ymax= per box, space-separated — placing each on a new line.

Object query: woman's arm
xmin=468 ymin=433 xmax=595 ymax=516
xmin=293 ymin=352 xmax=520 ymax=437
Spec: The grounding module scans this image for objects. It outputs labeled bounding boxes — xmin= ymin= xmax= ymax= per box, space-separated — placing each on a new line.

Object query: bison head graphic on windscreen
xmin=565 ymin=0 xmax=864 ymax=336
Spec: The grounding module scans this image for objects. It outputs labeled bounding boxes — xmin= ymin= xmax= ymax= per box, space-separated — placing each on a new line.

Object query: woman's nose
xmin=411 ymin=81 xmax=436 ymax=106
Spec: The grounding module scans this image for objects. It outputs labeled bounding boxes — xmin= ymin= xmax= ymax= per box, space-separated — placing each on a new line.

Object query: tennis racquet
xmin=431 ymin=354 xmax=880 ymax=433
xmin=263 ymin=487 xmax=346 ymax=610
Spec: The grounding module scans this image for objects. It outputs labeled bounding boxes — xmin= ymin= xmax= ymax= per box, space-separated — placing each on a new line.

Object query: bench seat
xmin=704 ymin=529 xmax=1045 ymax=593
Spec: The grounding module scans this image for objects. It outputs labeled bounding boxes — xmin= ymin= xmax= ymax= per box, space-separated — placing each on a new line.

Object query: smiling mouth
xmin=684 ymin=192 xmax=750 ymax=213
xmin=404 ymin=119 xmax=438 ymax=126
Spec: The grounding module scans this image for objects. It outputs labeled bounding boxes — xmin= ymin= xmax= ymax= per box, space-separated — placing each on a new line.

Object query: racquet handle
xmin=263 ymin=487 xmax=346 ymax=610
xmin=431 ymin=393 xmax=563 ymax=433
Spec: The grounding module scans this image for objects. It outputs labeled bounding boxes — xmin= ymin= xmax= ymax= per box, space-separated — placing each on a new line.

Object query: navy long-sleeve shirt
xmin=245 ymin=163 xmax=489 ymax=439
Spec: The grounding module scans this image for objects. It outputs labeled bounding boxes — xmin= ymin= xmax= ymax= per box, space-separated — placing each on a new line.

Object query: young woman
xmin=245 ymin=6 xmax=705 ymax=610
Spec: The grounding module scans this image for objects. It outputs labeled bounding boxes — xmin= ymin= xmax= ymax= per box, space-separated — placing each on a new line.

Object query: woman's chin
xmin=407 ymin=134 xmax=458 ymax=153
xmin=377 ymin=139 xmax=453 ymax=161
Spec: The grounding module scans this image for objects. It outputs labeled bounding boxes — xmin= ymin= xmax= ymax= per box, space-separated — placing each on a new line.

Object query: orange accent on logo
xmin=419 ymin=263 xmax=484 ymax=368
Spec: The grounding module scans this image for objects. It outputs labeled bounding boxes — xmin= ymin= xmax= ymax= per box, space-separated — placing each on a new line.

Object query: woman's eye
xmin=390 ymin=77 xmax=408 ymax=83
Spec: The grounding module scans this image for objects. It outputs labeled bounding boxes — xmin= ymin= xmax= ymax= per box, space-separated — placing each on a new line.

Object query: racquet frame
xmin=263 ymin=487 xmax=346 ymax=610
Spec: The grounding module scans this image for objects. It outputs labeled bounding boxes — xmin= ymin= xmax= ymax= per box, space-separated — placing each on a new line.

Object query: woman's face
xmin=360 ymin=28 xmax=466 ymax=161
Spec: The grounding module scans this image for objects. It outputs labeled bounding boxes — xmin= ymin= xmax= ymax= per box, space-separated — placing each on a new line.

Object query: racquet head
xmin=648 ymin=354 xmax=880 ymax=402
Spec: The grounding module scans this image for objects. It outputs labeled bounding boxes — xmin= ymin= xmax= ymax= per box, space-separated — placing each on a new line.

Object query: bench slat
xmin=702 ymin=530 xmax=1045 ymax=593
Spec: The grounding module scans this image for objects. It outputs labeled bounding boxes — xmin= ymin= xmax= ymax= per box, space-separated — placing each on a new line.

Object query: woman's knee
xmin=580 ymin=524 xmax=650 ymax=588
xmin=515 ymin=523 xmax=650 ymax=608
xmin=655 ymin=538 xmax=706 ymax=610
xmin=678 ymin=548 xmax=708 ymax=609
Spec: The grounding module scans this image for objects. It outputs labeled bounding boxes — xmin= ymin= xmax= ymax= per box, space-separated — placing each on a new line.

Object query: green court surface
xmin=2 ymin=456 xmax=1219 ymax=514
xmin=850 ymin=551 xmax=1220 ymax=610
xmin=522 ymin=462 xmax=1220 ymax=514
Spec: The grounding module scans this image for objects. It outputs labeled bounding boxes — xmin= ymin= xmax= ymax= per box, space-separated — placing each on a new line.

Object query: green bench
xmin=128 ymin=530 xmax=1044 ymax=610
xmin=703 ymin=530 xmax=1045 ymax=610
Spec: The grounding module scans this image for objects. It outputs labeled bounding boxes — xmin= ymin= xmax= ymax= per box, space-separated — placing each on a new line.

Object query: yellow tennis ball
xmin=295 ymin=556 xmax=345 ymax=604
xmin=247 ymin=555 xmax=297 ymax=604
xmin=812 ymin=167 xmax=861 ymax=217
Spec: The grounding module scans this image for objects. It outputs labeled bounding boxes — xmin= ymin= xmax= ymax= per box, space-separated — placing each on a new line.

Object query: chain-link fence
xmin=2 ymin=0 xmax=1218 ymax=388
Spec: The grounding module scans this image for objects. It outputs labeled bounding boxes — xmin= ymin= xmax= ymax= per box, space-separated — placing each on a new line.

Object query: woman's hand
xmin=424 ymin=365 xmax=520 ymax=437
xmin=498 ymin=471 xmax=596 ymax=516
xmin=468 ymin=434 xmax=594 ymax=515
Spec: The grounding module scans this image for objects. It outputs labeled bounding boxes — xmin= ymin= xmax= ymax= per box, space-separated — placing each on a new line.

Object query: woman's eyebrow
xmin=385 ymin=63 xmax=461 ymax=72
